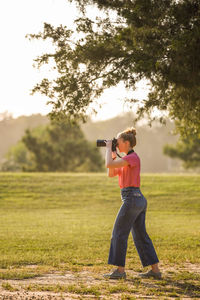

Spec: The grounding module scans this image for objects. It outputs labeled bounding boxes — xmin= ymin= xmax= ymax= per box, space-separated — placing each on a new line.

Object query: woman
xmin=103 ymin=127 xmax=161 ymax=280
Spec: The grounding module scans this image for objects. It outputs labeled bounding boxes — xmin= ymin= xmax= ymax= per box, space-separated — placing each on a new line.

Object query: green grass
xmin=0 ymin=172 xmax=200 ymax=298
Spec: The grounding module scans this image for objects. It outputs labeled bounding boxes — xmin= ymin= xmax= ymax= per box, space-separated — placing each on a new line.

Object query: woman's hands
xmin=104 ymin=140 xmax=128 ymax=169
xmin=105 ymin=140 xmax=112 ymax=149
xmin=105 ymin=140 xmax=117 ymax=159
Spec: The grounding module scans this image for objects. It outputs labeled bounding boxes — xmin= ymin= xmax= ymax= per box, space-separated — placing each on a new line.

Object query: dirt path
xmin=0 ymin=263 xmax=200 ymax=299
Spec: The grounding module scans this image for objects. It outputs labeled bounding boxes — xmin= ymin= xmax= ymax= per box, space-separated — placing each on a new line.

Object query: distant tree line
xmin=0 ymin=113 xmax=49 ymax=161
xmin=0 ymin=113 xmax=199 ymax=172
xmin=2 ymin=118 xmax=104 ymax=172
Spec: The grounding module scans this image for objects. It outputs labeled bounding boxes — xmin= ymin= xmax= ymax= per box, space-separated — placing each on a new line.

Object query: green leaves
xmin=28 ymin=0 xmax=200 ymax=134
xmin=164 ymin=129 xmax=200 ymax=169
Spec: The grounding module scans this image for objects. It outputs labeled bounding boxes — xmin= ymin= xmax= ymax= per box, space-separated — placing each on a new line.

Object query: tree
xmin=28 ymin=0 xmax=200 ymax=135
xmin=1 ymin=141 xmax=34 ymax=172
xmin=2 ymin=119 xmax=104 ymax=172
xmin=163 ymin=130 xmax=200 ymax=170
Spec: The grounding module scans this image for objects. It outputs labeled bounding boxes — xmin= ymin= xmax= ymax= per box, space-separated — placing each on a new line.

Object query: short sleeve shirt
xmin=116 ymin=152 xmax=140 ymax=188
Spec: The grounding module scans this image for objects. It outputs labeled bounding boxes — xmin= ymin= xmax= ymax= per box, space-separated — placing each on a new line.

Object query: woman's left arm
xmin=105 ymin=141 xmax=128 ymax=169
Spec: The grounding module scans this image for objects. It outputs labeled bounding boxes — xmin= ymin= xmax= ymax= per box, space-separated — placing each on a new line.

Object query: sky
xmin=0 ymin=0 xmax=149 ymax=121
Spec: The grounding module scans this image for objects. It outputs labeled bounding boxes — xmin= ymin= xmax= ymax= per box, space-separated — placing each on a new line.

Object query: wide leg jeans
xmin=108 ymin=187 xmax=159 ymax=267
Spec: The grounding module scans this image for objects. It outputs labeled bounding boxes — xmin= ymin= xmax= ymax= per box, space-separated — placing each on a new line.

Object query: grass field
xmin=0 ymin=173 xmax=200 ymax=299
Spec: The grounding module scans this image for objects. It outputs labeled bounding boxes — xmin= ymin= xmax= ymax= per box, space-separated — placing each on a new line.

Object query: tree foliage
xmin=28 ymin=0 xmax=200 ymax=134
xmin=1 ymin=141 xmax=34 ymax=172
xmin=2 ymin=119 xmax=104 ymax=172
xmin=164 ymin=130 xmax=200 ymax=170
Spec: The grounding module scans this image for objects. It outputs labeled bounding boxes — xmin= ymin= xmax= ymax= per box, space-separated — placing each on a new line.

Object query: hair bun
xmin=125 ymin=127 xmax=136 ymax=136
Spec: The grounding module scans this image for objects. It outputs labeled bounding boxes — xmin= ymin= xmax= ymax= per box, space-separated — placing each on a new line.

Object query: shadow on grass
xmin=126 ymin=275 xmax=200 ymax=298
xmin=164 ymin=276 xmax=200 ymax=298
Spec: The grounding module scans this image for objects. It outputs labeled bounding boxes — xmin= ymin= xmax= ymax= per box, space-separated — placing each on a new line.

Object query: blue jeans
xmin=108 ymin=187 xmax=159 ymax=267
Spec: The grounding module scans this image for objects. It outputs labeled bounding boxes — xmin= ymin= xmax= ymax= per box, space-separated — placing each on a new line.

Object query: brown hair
xmin=117 ymin=127 xmax=136 ymax=147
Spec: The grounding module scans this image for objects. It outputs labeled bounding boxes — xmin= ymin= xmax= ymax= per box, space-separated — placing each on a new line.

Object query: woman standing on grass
xmin=103 ymin=127 xmax=161 ymax=280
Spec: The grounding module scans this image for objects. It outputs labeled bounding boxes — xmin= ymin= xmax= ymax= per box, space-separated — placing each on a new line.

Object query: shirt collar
xmin=127 ymin=149 xmax=134 ymax=155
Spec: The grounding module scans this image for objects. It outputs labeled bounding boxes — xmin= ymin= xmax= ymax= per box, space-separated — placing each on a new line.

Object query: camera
xmin=96 ymin=138 xmax=118 ymax=152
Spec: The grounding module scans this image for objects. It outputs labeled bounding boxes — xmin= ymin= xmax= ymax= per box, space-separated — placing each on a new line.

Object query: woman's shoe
xmin=103 ymin=269 xmax=126 ymax=279
xmin=139 ymin=270 xmax=162 ymax=279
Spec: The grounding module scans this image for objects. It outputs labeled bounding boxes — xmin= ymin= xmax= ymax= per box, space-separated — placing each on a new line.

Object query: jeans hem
xmin=108 ymin=262 xmax=125 ymax=267
xmin=142 ymin=259 xmax=159 ymax=267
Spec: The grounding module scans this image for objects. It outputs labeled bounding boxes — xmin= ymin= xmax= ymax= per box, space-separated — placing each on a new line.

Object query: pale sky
xmin=0 ymin=0 xmax=148 ymax=121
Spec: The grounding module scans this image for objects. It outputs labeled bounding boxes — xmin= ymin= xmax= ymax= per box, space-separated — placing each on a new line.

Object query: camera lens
xmin=96 ymin=140 xmax=106 ymax=147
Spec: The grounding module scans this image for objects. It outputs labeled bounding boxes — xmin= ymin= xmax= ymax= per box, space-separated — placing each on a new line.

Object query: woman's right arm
xmin=106 ymin=149 xmax=119 ymax=177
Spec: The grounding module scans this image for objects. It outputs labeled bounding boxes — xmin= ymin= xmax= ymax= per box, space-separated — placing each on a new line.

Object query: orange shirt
xmin=114 ymin=152 xmax=140 ymax=188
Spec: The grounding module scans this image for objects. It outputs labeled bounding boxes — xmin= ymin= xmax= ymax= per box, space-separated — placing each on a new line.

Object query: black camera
xmin=96 ymin=138 xmax=118 ymax=152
